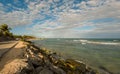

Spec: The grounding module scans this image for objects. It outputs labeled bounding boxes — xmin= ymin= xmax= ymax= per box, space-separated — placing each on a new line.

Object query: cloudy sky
xmin=0 ymin=0 xmax=120 ymax=38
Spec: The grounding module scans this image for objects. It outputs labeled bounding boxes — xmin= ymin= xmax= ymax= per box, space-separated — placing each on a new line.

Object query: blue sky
xmin=0 ymin=0 xmax=120 ymax=38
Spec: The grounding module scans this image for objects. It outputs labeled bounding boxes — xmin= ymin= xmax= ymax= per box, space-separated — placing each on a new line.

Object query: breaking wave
xmin=73 ymin=39 xmax=120 ymax=45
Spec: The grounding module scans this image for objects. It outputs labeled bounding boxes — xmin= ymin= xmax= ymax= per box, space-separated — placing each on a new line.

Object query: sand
xmin=0 ymin=41 xmax=27 ymax=74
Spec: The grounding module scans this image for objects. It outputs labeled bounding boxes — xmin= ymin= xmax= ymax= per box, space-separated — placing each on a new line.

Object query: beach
xmin=0 ymin=41 xmax=27 ymax=73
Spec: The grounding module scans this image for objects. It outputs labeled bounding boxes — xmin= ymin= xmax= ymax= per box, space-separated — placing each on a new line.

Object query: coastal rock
xmin=48 ymin=53 xmax=61 ymax=65
xmin=20 ymin=65 xmax=35 ymax=74
xmin=39 ymin=68 xmax=54 ymax=74
xmin=38 ymin=53 xmax=44 ymax=59
xmin=28 ymin=57 xmax=43 ymax=68
xmin=20 ymin=41 xmax=98 ymax=74
xmin=35 ymin=66 xmax=43 ymax=73
xmin=56 ymin=59 xmax=97 ymax=74
xmin=49 ymin=64 xmax=66 ymax=74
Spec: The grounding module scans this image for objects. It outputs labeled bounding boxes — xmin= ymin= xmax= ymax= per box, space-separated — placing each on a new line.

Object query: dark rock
xmin=48 ymin=53 xmax=61 ymax=64
xmin=39 ymin=68 xmax=54 ymax=74
xmin=35 ymin=66 xmax=43 ymax=73
xmin=28 ymin=57 xmax=43 ymax=68
xmin=49 ymin=64 xmax=66 ymax=74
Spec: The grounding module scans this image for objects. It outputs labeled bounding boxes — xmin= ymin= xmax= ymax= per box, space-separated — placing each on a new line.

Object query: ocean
xmin=32 ymin=38 xmax=120 ymax=74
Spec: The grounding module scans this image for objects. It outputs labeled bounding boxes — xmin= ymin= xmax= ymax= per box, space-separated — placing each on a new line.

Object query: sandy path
xmin=0 ymin=41 xmax=26 ymax=72
xmin=0 ymin=41 xmax=17 ymax=50
xmin=0 ymin=41 xmax=18 ymax=59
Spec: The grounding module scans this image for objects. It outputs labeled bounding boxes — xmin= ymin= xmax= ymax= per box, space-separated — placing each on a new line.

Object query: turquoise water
xmin=32 ymin=38 xmax=120 ymax=74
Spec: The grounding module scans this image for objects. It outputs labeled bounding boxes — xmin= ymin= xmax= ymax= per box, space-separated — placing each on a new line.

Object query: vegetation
xmin=0 ymin=24 xmax=36 ymax=41
xmin=22 ymin=35 xmax=36 ymax=39
xmin=0 ymin=24 xmax=13 ymax=37
xmin=14 ymin=35 xmax=36 ymax=41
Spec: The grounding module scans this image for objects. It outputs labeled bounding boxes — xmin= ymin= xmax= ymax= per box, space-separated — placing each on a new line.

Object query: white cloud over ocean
xmin=0 ymin=0 xmax=120 ymax=38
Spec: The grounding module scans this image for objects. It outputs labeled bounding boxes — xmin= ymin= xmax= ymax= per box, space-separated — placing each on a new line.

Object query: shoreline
xmin=21 ymin=40 xmax=98 ymax=74
xmin=0 ymin=40 xmax=98 ymax=74
xmin=28 ymin=39 xmax=116 ymax=74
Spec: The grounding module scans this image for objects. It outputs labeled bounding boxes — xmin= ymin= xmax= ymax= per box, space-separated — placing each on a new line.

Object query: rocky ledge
xmin=20 ymin=41 xmax=98 ymax=74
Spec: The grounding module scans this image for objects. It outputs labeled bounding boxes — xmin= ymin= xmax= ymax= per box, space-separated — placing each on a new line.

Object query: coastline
xmin=0 ymin=40 xmax=98 ymax=74
xmin=20 ymin=40 xmax=98 ymax=74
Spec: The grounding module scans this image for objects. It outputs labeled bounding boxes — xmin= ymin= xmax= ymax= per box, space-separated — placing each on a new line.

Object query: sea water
xmin=32 ymin=38 xmax=120 ymax=74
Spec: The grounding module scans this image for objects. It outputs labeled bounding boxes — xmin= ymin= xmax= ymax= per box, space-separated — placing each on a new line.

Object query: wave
xmin=73 ymin=39 xmax=120 ymax=45
xmin=73 ymin=40 xmax=88 ymax=42
xmin=86 ymin=41 xmax=120 ymax=45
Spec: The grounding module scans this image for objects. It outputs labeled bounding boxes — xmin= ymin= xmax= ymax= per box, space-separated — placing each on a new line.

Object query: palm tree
xmin=0 ymin=24 xmax=12 ymax=37
xmin=0 ymin=24 xmax=11 ymax=31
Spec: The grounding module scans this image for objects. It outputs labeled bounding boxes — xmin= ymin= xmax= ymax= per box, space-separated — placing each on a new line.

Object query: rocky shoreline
xmin=17 ymin=40 xmax=98 ymax=74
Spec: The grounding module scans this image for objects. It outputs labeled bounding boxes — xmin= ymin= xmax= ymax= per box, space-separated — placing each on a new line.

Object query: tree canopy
xmin=0 ymin=24 xmax=36 ymax=41
xmin=0 ymin=24 xmax=13 ymax=37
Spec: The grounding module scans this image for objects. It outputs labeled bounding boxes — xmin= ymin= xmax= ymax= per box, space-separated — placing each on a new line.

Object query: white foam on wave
xmin=113 ymin=40 xmax=119 ymax=41
xmin=73 ymin=40 xmax=88 ymax=42
xmin=86 ymin=41 xmax=120 ymax=45
xmin=73 ymin=39 xmax=120 ymax=45
xmin=73 ymin=40 xmax=87 ymax=45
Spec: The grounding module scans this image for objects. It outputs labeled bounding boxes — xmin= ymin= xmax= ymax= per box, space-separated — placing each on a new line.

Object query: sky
xmin=0 ymin=0 xmax=120 ymax=38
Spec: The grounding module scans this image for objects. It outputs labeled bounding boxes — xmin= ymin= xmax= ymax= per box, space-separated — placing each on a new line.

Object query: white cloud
xmin=57 ymin=0 xmax=120 ymax=27
xmin=0 ymin=3 xmax=4 ymax=11
xmin=0 ymin=3 xmax=3 ymax=6
xmin=0 ymin=0 xmax=120 ymax=38
xmin=0 ymin=0 xmax=47 ymax=27
xmin=53 ymin=0 xmax=60 ymax=3
xmin=32 ymin=0 xmax=120 ymax=38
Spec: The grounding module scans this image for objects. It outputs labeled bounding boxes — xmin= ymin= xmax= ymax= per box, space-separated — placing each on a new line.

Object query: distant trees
xmin=13 ymin=35 xmax=36 ymax=41
xmin=0 ymin=24 xmax=36 ymax=41
xmin=0 ymin=24 xmax=13 ymax=38
xmin=22 ymin=35 xmax=36 ymax=39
